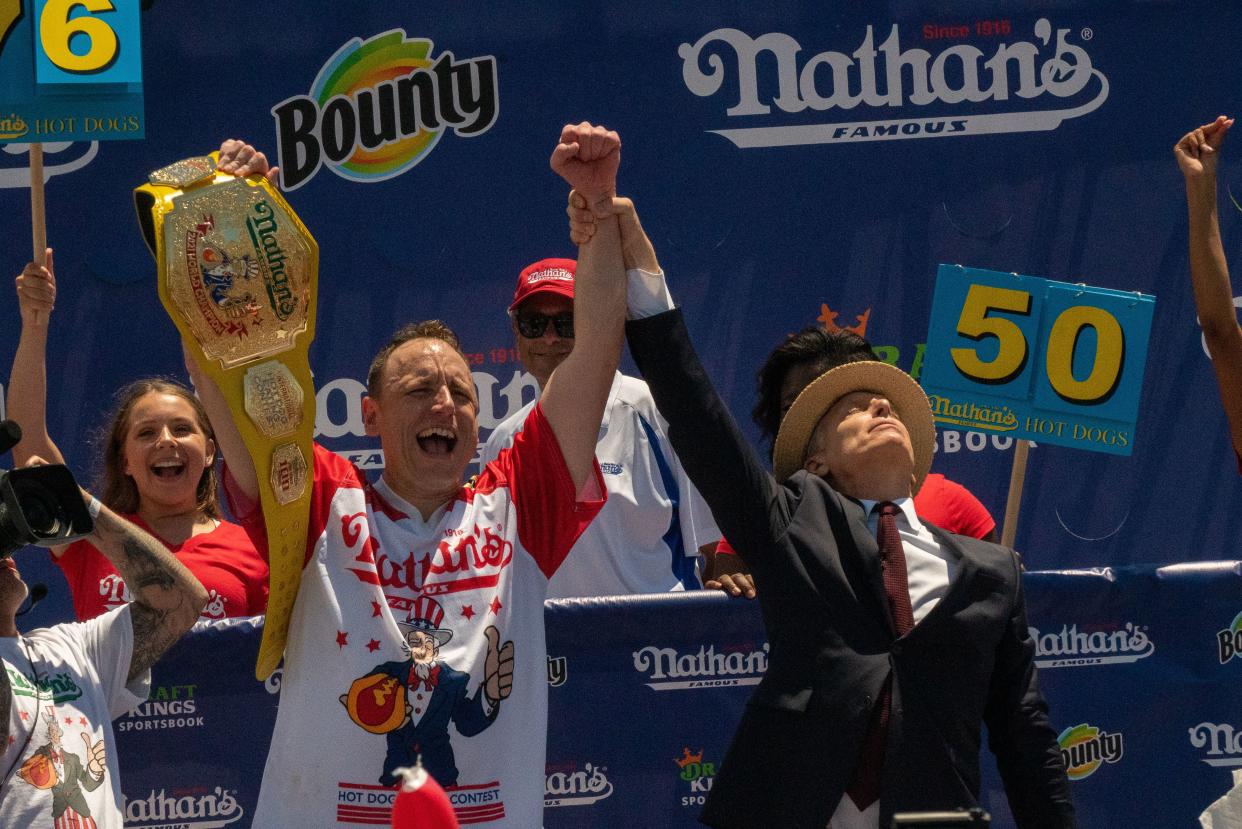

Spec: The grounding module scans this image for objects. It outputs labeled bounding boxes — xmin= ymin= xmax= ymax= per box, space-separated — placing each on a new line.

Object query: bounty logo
xmin=1189 ymin=722 xmax=1242 ymax=767
xmin=680 ymin=18 xmax=1107 ymax=148
xmin=273 ymin=30 xmax=498 ymax=190
xmin=632 ymin=642 xmax=768 ymax=690
xmin=544 ymin=761 xmax=614 ymax=807
xmin=1058 ymin=723 xmax=1123 ymax=781
xmin=1029 ymin=621 xmax=1154 ymax=668
xmin=547 ymin=655 xmax=568 ymax=687
xmin=123 ymin=786 xmax=244 ymax=828
xmin=1216 ymin=611 xmax=1242 ymax=664
xmin=677 ymin=748 xmax=716 ymax=807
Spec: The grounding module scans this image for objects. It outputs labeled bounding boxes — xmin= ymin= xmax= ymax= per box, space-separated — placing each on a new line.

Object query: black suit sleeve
xmin=983 ymin=555 xmax=1077 ymax=828
xmin=626 ymin=310 xmax=789 ymax=570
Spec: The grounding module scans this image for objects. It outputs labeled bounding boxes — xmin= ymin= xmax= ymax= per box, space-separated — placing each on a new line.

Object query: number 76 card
xmin=0 ymin=0 xmax=144 ymax=143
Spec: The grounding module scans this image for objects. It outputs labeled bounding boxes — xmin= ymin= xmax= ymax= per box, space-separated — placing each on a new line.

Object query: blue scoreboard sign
xmin=0 ymin=0 xmax=143 ymax=143
xmin=921 ymin=265 xmax=1156 ymax=456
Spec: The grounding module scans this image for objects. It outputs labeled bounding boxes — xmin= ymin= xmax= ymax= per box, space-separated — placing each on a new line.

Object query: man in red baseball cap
xmin=480 ymin=249 xmax=720 ymax=598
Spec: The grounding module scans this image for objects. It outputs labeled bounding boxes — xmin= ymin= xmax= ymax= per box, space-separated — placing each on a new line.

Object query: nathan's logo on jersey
xmin=272 ymin=29 xmax=498 ymax=190
xmin=679 ymin=19 xmax=1107 ymax=148
xmin=547 ymin=655 xmax=568 ymax=687
xmin=116 ymin=684 xmax=205 ymax=733
xmin=1216 ymin=611 xmax=1242 ymax=664
xmin=346 ymin=521 xmax=515 ymax=595
xmin=1189 ymin=722 xmax=1242 ymax=767
xmin=599 ymin=462 xmax=623 ymax=475
xmin=676 ymin=747 xmax=717 ymax=807
xmin=123 ymin=786 xmax=244 ymax=827
xmin=1058 ymin=723 xmax=1123 ymax=781
xmin=1029 ymin=622 xmax=1153 ymax=668
xmin=544 ymin=761 xmax=614 ymax=807
xmin=5 ymin=666 xmax=83 ymax=704
xmin=632 ymin=642 xmax=769 ymax=690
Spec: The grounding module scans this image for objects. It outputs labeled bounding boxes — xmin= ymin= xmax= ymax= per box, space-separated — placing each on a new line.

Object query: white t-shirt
xmin=0 ymin=605 xmax=149 ymax=828
xmin=480 ymin=371 xmax=719 ymax=598
xmin=248 ymin=404 xmax=603 ymax=828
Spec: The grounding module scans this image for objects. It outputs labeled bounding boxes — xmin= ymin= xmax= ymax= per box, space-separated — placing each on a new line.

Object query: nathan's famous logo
xmin=246 ymin=201 xmax=296 ymax=320
xmin=929 ymin=394 xmax=1019 ymax=433
xmin=4 ymin=665 xmax=83 ymax=704
xmin=547 ymin=655 xmax=568 ymax=687
xmin=0 ymin=112 xmax=27 ymax=140
xmin=1189 ymin=722 xmax=1242 ymax=767
xmin=273 ymin=29 xmax=498 ymax=190
xmin=544 ymin=761 xmax=614 ymax=808
xmin=123 ymin=786 xmax=244 ymax=827
xmin=1217 ymin=611 xmax=1242 ymax=664
xmin=116 ymin=684 xmax=204 ymax=734
xmin=679 ymin=18 xmax=1107 ymax=148
xmin=1029 ymin=622 xmax=1153 ymax=668
xmin=632 ymin=642 xmax=768 ymax=690
xmin=676 ymin=748 xmax=716 ymax=808
xmin=344 ymin=514 xmax=514 ymax=595
xmin=1058 ymin=723 xmax=1123 ymax=781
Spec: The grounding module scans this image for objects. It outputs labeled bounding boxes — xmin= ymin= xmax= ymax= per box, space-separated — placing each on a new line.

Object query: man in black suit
xmin=567 ymin=195 xmax=1075 ymax=829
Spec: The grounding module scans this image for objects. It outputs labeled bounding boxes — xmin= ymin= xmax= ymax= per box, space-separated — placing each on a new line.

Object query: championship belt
xmin=134 ymin=154 xmax=318 ymax=680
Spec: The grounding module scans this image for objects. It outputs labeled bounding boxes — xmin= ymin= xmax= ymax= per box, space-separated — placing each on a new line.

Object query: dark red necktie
xmin=846 ymin=501 xmax=914 ymax=811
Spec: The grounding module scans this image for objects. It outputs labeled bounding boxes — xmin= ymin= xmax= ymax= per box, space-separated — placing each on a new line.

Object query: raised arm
xmin=542 ymin=122 xmax=628 ymax=491
xmin=183 ymin=343 xmax=258 ymax=503
xmin=9 ymin=249 xmax=66 ymax=468
xmin=87 ymin=501 xmax=209 ymax=681
xmin=1176 ymin=115 xmax=1242 ymax=457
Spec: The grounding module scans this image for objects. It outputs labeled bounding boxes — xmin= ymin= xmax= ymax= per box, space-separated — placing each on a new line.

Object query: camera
xmin=0 ymin=420 xmax=94 ymax=558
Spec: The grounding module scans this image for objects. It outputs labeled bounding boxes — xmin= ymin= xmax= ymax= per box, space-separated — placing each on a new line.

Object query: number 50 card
xmin=0 ymin=0 xmax=143 ymax=143
xmin=920 ymin=265 xmax=1155 ymax=456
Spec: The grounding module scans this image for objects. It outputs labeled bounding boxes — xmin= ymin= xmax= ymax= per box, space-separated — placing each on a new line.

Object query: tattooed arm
xmin=87 ymin=504 xmax=209 ymax=682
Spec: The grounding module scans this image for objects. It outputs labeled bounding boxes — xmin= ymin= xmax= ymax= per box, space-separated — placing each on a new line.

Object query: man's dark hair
xmin=367 ymin=320 xmax=465 ymax=398
xmin=752 ymin=327 xmax=878 ymax=457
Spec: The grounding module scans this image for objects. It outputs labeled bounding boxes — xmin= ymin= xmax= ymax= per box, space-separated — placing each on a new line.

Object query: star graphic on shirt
xmin=461 ymin=605 xmax=475 ymax=620
xmin=19 ymin=711 xmax=28 ymax=721
xmin=371 ymin=601 xmax=383 ymax=618
xmin=64 ymin=717 xmax=72 ymax=725
xmin=79 ymin=717 xmax=87 ymax=726
xmin=489 ymin=596 xmax=503 ymax=616
xmin=336 ymin=630 xmax=349 ymax=649
xmin=366 ymin=639 xmax=381 ymax=653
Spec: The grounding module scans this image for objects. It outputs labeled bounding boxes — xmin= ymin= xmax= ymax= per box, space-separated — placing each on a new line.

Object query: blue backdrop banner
xmin=112 ymin=568 xmax=1242 ymax=828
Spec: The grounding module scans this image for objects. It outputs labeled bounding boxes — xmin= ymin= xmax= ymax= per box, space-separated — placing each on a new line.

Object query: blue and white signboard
xmin=921 ymin=265 xmax=1155 ymax=456
xmin=0 ymin=0 xmax=143 ymax=143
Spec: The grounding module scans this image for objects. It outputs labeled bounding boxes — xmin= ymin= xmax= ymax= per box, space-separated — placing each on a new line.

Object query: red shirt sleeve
xmin=475 ymin=403 xmax=605 ymax=579
xmin=913 ymin=473 xmax=996 ymax=540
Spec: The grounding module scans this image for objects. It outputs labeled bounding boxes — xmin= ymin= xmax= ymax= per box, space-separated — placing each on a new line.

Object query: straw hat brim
xmin=772 ymin=361 xmax=935 ymax=493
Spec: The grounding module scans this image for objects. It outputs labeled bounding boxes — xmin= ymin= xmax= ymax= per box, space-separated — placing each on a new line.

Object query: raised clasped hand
xmin=550 ymin=121 xmax=621 ymax=218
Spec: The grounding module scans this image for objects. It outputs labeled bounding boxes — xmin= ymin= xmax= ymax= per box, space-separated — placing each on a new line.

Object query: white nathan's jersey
xmin=0 ymin=606 xmax=148 ymax=829
xmin=480 ymin=372 xmax=719 ymax=598
xmin=251 ymin=404 xmax=603 ymax=828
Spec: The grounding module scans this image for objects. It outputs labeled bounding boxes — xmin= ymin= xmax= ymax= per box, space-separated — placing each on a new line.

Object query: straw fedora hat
xmin=772 ymin=360 xmax=935 ymax=493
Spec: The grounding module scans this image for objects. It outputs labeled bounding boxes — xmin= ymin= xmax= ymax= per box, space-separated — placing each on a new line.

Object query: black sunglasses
xmin=514 ymin=311 xmax=574 ymax=339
